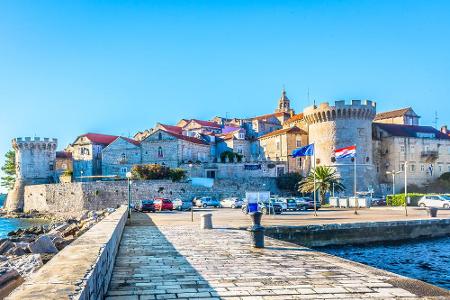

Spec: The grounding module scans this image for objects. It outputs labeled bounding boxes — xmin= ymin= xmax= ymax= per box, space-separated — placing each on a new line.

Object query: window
xmin=49 ymin=164 xmax=54 ymax=171
xmin=239 ymin=132 xmax=245 ymax=139
xmin=358 ymin=128 xmax=365 ymax=137
xmin=400 ymin=146 xmax=405 ymax=152
xmin=121 ymin=153 xmax=126 ymax=160
xmin=296 ymin=140 xmax=301 ymax=147
xmin=421 ymin=164 xmax=425 ymax=171
xmin=237 ymin=147 xmax=243 ymax=154
xmin=158 ymin=132 xmax=162 ymax=140
xmin=120 ymin=167 xmax=127 ymax=175
xmin=158 ymin=147 xmax=163 ymax=158
xmin=297 ymin=158 xmax=302 ymax=168
xmin=400 ymin=163 xmax=405 ymax=171
xmin=276 ymin=141 xmax=280 ymax=150
xmin=410 ymin=164 xmax=415 ymax=172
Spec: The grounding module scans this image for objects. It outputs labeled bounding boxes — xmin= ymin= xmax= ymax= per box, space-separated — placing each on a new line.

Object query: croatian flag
xmin=335 ymin=145 xmax=356 ymax=159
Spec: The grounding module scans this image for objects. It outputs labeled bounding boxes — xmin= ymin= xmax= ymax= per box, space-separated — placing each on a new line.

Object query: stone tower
xmin=303 ymin=100 xmax=377 ymax=196
xmin=275 ymin=88 xmax=294 ymax=114
xmin=4 ymin=137 xmax=58 ymax=212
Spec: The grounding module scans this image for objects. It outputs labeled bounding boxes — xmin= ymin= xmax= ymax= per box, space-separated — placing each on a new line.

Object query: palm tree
xmin=298 ymin=166 xmax=345 ymax=204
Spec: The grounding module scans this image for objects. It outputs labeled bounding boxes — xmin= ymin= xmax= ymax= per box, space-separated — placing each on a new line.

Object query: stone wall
xmin=102 ymin=137 xmax=141 ymax=178
xmin=264 ymin=218 xmax=450 ymax=247
xmin=23 ymin=178 xmax=279 ymax=213
xmin=7 ymin=206 xmax=128 ymax=300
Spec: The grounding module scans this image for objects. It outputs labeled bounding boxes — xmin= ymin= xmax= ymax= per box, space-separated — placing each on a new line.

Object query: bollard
xmin=427 ymin=207 xmax=438 ymax=218
xmin=200 ymin=213 xmax=213 ymax=229
xmin=247 ymin=211 xmax=265 ymax=248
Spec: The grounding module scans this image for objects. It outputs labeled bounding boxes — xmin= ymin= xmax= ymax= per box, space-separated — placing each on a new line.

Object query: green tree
xmin=276 ymin=172 xmax=303 ymax=195
xmin=169 ymin=168 xmax=187 ymax=182
xmin=1 ymin=150 xmax=16 ymax=190
xmin=298 ymin=166 xmax=345 ymax=204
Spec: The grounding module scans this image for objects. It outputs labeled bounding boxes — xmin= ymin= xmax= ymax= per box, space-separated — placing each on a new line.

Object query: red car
xmin=154 ymin=198 xmax=174 ymax=211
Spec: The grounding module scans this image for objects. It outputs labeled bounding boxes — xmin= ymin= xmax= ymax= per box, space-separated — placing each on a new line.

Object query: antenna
xmin=433 ymin=111 xmax=439 ymax=128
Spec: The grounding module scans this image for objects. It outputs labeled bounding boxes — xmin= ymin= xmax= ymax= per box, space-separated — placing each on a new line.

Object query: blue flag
xmin=292 ymin=144 xmax=314 ymax=157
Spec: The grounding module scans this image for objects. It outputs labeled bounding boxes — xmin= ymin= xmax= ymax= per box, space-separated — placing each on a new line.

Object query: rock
xmin=8 ymin=254 xmax=43 ymax=278
xmin=62 ymin=224 xmax=79 ymax=238
xmin=39 ymin=253 xmax=56 ymax=264
xmin=0 ymin=268 xmax=24 ymax=299
xmin=0 ymin=240 xmax=14 ymax=255
xmin=28 ymin=235 xmax=58 ymax=254
xmin=106 ymin=207 xmax=115 ymax=214
xmin=52 ymin=223 xmax=70 ymax=233
xmin=6 ymin=247 xmax=26 ymax=257
xmin=77 ymin=210 xmax=89 ymax=222
xmin=88 ymin=211 xmax=98 ymax=220
xmin=0 ymin=256 xmax=8 ymax=262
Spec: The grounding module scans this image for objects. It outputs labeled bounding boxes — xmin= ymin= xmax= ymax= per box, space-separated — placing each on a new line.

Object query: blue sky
xmin=1 ymin=0 xmax=449 ymax=192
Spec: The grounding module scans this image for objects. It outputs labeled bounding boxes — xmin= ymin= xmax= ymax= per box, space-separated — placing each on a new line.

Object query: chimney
xmin=441 ymin=125 xmax=448 ymax=134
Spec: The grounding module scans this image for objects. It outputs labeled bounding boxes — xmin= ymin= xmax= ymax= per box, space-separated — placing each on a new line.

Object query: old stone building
xmin=140 ymin=129 xmax=211 ymax=168
xmin=258 ymin=126 xmax=308 ymax=175
xmin=216 ymin=127 xmax=253 ymax=160
xmin=102 ymin=137 xmax=141 ymax=178
xmin=374 ymin=107 xmax=420 ymax=126
xmin=55 ymin=151 xmax=73 ymax=175
xmin=373 ymin=123 xmax=450 ymax=193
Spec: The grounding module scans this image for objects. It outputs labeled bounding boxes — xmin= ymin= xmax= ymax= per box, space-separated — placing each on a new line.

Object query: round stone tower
xmin=4 ymin=137 xmax=58 ymax=212
xmin=303 ymin=100 xmax=377 ymax=196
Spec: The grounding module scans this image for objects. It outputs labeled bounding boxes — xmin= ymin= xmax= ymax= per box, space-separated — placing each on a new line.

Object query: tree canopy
xmin=1 ymin=150 xmax=16 ymax=190
xmin=298 ymin=166 xmax=345 ymax=204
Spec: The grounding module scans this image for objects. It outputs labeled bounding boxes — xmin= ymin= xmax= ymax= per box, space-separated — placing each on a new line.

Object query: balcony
xmin=421 ymin=150 xmax=438 ymax=162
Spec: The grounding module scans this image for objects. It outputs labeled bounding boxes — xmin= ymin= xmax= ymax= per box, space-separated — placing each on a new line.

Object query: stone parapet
xmin=264 ymin=218 xmax=450 ymax=247
xmin=6 ymin=206 xmax=128 ymax=300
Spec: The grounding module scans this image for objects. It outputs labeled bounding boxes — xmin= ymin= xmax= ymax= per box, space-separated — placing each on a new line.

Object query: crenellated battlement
xmin=303 ymin=100 xmax=376 ymax=124
xmin=12 ymin=137 xmax=58 ymax=150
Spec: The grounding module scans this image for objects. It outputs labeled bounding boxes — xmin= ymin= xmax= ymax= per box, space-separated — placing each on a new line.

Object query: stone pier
xmin=106 ymin=212 xmax=450 ymax=299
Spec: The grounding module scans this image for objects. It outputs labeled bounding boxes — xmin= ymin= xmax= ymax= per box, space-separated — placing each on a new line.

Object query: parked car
xmin=194 ymin=197 xmax=220 ymax=208
xmin=285 ymin=198 xmax=302 ymax=211
xmin=242 ymin=200 xmax=283 ymax=215
xmin=135 ymin=199 xmax=156 ymax=212
xmin=418 ymin=195 xmax=450 ymax=208
xmin=173 ymin=198 xmax=192 ymax=211
xmin=294 ymin=197 xmax=309 ymax=210
xmin=297 ymin=197 xmax=321 ymax=210
xmin=220 ymin=197 xmax=243 ymax=208
xmin=270 ymin=198 xmax=287 ymax=211
xmin=371 ymin=197 xmax=386 ymax=206
xmin=153 ymin=198 xmax=174 ymax=211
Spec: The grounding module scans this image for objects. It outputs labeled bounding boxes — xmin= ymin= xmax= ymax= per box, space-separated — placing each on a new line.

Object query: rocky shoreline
xmin=0 ymin=208 xmax=116 ymax=298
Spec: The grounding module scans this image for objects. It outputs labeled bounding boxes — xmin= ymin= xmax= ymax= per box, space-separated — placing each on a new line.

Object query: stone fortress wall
xmin=4 ymin=137 xmax=57 ymax=212
xmin=303 ymin=100 xmax=377 ymax=195
xmin=23 ymin=178 xmax=278 ymax=213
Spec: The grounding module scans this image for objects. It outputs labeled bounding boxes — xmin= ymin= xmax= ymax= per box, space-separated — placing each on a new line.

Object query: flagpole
xmin=354 ymin=144 xmax=358 ymax=215
xmin=313 ymin=144 xmax=317 ymax=217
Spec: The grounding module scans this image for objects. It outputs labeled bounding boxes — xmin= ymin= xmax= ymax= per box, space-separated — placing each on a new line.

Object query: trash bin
xmin=248 ymin=211 xmax=264 ymax=248
xmin=427 ymin=207 xmax=438 ymax=218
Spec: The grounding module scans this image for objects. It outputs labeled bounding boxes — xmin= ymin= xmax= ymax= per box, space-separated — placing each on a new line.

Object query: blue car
xmin=194 ymin=197 xmax=220 ymax=208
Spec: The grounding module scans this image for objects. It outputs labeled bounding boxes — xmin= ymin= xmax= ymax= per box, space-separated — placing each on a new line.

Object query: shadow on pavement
xmin=106 ymin=212 xmax=218 ymax=298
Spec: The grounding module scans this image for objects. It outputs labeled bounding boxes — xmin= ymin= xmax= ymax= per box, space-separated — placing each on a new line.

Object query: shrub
xmin=386 ymin=193 xmax=424 ymax=206
xmin=169 ymin=168 xmax=187 ymax=182
xmin=439 ymin=172 xmax=450 ymax=181
xmin=220 ymin=151 xmax=243 ymax=163
xmin=62 ymin=169 xmax=73 ymax=177
xmin=131 ymin=164 xmax=170 ymax=180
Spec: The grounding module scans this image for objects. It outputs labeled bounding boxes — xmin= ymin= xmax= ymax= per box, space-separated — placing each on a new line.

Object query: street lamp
xmin=80 ymin=170 xmax=84 ymax=183
xmin=404 ymin=161 xmax=408 ymax=216
xmin=386 ymin=170 xmax=402 ymax=197
xmin=126 ymin=172 xmax=132 ymax=219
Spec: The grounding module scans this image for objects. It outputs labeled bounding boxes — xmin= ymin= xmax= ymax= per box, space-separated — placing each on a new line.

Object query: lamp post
xmin=80 ymin=170 xmax=83 ymax=183
xmin=404 ymin=161 xmax=408 ymax=216
xmin=386 ymin=170 xmax=402 ymax=198
xmin=188 ymin=163 xmax=194 ymax=222
xmin=126 ymin=172 xmax=132 ymax=219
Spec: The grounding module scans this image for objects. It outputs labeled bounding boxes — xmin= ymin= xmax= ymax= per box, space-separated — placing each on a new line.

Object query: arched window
xmin=121 ymin=153 xmax=126 ymax=160
xmin=158 ymin=147 xmax=163 ymax=158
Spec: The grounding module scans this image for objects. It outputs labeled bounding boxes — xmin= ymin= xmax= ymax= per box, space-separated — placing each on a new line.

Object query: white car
xmin=270 ymin=198 xmax=287 ymax=211
xmin=220 ymin=197 xmax=243 ymax=208
xmin=418 ymin=195 xmax=450 ymax=208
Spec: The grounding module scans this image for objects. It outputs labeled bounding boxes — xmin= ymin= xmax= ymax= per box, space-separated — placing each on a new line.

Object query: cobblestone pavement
xmin=106 ymin=213 xmax=449 ymax=300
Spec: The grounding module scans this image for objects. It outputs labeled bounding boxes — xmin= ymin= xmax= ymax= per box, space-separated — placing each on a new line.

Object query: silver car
xmin=418 ymin=195 xmax=450 ymax=208
xmin=220 ymin=197 xmax=243 ymax=208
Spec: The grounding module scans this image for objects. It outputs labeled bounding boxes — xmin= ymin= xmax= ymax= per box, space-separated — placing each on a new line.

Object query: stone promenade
xmin=106 ymin=212 xmax=449 ymax=300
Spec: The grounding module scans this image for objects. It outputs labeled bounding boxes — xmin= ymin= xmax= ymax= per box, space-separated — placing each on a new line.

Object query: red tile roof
xmin=190 ymin=119 xmax=221 ymax=128
xmin=284 ymin=113 xmax=304 ymax=125
xmin=374 ymin=107 xmax=415 ymax=121
xmin=162 ymin=130 xmax=209 ymax=145
xmin=252 ymin=112 xmax=290 ymax=121
xmin=259 ymin=126 xmax=307 ymax=139
xmin=77 ymin=133 xmax=140 ymax=146
xmin=159 ymin=124 xmax=183 ymax=134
